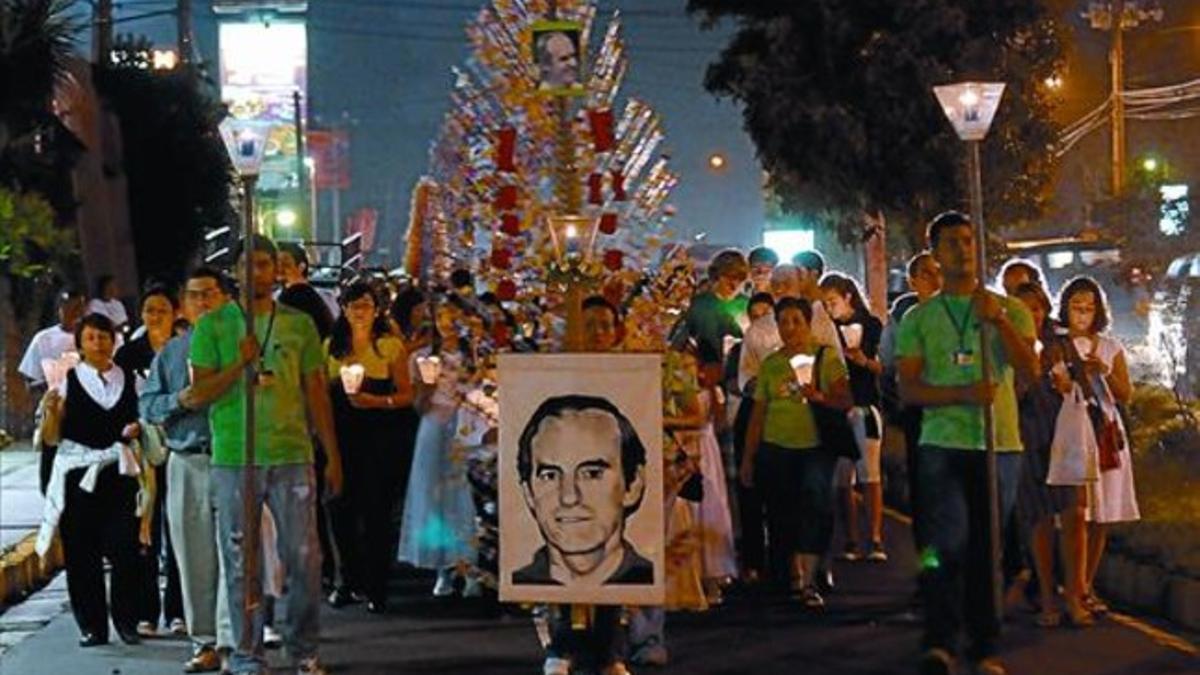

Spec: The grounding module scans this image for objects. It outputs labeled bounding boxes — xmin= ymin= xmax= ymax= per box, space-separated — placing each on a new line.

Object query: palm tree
xmin=0 ymin=0 xmax=77 ymax=439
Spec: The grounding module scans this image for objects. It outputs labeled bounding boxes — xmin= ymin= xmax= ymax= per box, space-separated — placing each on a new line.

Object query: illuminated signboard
xmin=219 ymin=20 xmax=306 ymax=190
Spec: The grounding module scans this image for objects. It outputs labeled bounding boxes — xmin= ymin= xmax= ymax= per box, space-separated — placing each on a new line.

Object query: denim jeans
xmin=915 ymin=447 xmax=1020 ymax=661
xmin=212 ymin=465 xmax=321 ymax=674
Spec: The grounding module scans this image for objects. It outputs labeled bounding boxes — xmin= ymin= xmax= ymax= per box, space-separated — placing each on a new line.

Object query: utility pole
xmin=177 ymin=0 xmax=193 ymax=67
xmin=1110 ymin=0 xmax=1127 ymax=196
xmin=93 ymin=0 xmax=114 ymax=65
xmin=1084 ymin=0 xmax=1165 ymax=196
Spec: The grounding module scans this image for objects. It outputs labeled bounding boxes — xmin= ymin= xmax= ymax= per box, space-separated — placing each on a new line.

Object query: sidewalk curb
xmin=1098 ymin=552 xmax=1200 ymax=632
xmin=0 ymin=532 xmax=62 ymax=608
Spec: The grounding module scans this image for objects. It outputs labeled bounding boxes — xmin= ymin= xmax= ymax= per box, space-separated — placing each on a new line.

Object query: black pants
xmin=733 ymin=396 xmax=766 ymax=573
xmin=314 ymin=444 xmax=337 ymax=584
xmin=901 ymin=406 xmax=925 ymax=548
xmin=60 ymin=464 xmax=141 ymax=639
xmin=138 ymin=464 xmax=184 ymax=625
xmin=547 ymin=605 xmax=624 ymax=669
xmin=759 ymin=444 xmax=838 ymax=562
xmin=330 ymin=409 xmax=416 ymax=603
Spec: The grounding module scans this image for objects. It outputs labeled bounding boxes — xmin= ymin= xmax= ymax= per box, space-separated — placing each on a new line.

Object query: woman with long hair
xmin=819 ymin=272 xmax=888 ymax=562
xmin=325 ymin=281 xmax=416 ymax=613
xmin=1057 ymin=276 xmax=1138 ymax=616
xmin=397 ymin=294 xmax=480 ymax=596
xmin=38 ymin=313 xmax=144 ymax=647
xmin=1012 ymin=281 xmax=1092 ymax=628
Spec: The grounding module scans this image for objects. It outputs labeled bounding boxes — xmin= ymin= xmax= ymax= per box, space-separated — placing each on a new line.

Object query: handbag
xmin=1047 ymin=384 xmax=1099 ymax=485
xmin=1066 ymin=337 xmax=1123 ymax=472
xmin=811 ymin=347 xmax=860 ymax=461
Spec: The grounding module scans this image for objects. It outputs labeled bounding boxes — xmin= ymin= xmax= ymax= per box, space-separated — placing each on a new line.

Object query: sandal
xmin=1065 ymin=602 xmax=1095 ymax=628
xmin=1035 ymin=609 xmax=1061 ymax=628
xmin=1083 ymin=593 xmax=1109 ymax=615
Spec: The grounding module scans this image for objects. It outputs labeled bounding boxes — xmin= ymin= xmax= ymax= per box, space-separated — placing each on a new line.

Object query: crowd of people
xmin=18 ymin=210 xmax=1142 ymax=675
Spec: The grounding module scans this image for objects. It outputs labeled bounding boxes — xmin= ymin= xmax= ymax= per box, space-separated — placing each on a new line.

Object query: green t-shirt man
xmin=754 ymin=343 xmax=848 ymax=450
xmin=685 ymin=291 xmax=748 ymax=365
xmin=189 ymin=301 xmax=323 ymax=466
xmin=895 ymin=292 xmax=1035 ymax=452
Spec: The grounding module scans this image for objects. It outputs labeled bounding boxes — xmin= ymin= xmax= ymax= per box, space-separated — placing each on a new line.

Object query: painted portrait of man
xmin=512 ymin=394 xmax=653 ymax=586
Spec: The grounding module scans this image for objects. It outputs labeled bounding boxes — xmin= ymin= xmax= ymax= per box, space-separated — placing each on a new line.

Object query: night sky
xmin=93 ymin=0 xmax=765 ymax=264
xmin=79 ymin=1 xmax=1200 ymax=261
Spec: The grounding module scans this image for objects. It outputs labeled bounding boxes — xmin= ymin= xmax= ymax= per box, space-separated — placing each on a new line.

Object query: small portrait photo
xmin=499 ymin=354 xmax=664 ymax=606
xmin=531 ymin=20 xmax=584 ymax=96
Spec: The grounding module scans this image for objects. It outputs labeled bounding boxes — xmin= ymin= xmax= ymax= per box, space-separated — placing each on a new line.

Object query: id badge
xmin=954 ymin=350 xmax=975 ymax=367
xmin=257 ymin=370 xmax=276 ymax=387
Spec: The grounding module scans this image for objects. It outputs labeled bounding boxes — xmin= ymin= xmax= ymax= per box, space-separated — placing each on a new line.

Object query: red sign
xmin=307 ymin=129 xmax=350 ymax=190
xmin=345 ymin=208 xmax=377 ymax=251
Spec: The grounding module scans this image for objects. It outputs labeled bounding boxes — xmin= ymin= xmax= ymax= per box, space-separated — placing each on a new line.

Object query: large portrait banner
xmin=499 ymin=354 xmax=664 ymax=605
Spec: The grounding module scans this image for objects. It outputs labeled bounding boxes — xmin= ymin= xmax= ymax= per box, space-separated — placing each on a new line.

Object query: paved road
xmin=0 ymin=511 xmax=1196 ymax=674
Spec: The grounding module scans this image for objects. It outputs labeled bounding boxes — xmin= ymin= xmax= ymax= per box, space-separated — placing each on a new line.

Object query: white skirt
xmin=1086 ymin=448 xmax=1140 ymax=524
xmin=693 ymin=424 xmax=738 ymax=579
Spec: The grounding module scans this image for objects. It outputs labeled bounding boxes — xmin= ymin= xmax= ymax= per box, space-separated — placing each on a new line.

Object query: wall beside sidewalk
xmin=0 ymin=535 xmax=62 ymax=609
xmin=1097 ymin=550 xmax=1200 ymax=632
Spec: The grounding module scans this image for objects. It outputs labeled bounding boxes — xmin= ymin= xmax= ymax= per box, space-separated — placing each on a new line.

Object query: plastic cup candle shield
xmin=840 ymin=323 xmax=863 ymax=350
xmin=340 ymin=364 xmax=365 ymax=395
xmin=41 ymin=351 xmax=80 ymax=391
xmin=789 ymin=353 xmax=815 ymax=387
xmin=417 ymin=355 xmax=442 ymax=385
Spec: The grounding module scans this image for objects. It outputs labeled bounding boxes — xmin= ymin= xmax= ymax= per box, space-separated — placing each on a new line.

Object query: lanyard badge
xmin=939 ymin=296 xmax=977 ymax=369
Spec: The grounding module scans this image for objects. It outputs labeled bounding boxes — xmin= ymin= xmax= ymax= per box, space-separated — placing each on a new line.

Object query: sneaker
xmin=136 ymin=620 xmax=158 ymax=638
xmin=184 ymin=646 xmax=222 ymax=673
xmin=170 ymin=618 xmax=188 ymax=636
xmin=327 ymin=586 xmax=361 ymax=608
xmin=433 ymin=568 xmax=456 ymax=597
xmin=543 ymin=657 xmax=571 ymax=675
xmin=800 ymin=585 xmax=825 ymax=610
xmin=918 ymin=648 xmax=955 ymax=675
xmin=296 ymin=656 xmax=327 ymax=675
xmin=839 ymin=542 xmax=861 ymax=562
xmin=263 ymin=625 xmax=283 ymax=649
xmin=866 ymin=541 xmax=888 ymax=562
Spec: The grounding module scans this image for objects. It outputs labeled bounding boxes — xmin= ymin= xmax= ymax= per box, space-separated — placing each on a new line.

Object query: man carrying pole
xmin=897 ymin=212 xmax=1038 ymax=675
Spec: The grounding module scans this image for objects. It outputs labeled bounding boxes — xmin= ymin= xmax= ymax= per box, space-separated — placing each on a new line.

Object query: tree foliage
xmin=94 ymin=61 xmax=235 ymax=288
xmin=0 ymin=186 xmax=72 ymax=277
xmin=688 ymin=0 xmax=1069 ymax=250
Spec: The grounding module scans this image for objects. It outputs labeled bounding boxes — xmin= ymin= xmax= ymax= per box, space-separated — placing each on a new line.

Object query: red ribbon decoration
xmin=588 ymin=108 xmax=615 ymax=152
xmin=611 ymin=170 xmax=627 ymax=201
xmin=500 ymin=213 xmax=521 ymax=236
xmin=496 ymin=278 xmax=517 ymax=301
xmin=599 ymin=212 xmax=618 ymax=235
xmin=587 ymin=173 xmax=604 ymax=205
xmin=490 ymin=247 xmax=513 ymax=270
xmin=603 ymin=249 xmax=624 ymax=271
xmin=496 ymin=126 xmax=517 ymax=172
xmin=495 ymin=185 xmax=518 ymax=210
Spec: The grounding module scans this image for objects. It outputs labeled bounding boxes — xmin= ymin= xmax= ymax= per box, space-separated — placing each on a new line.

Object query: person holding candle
xmin=819 ymin=272 xmax=887 ymax=563
xmin=36 ymin=313 xmax=143 ymax=648
xmin=325 ymin=281 xmax=416 ymax=613
xmin=397 ymin=295 xmax=479 ymax=596
xmin=740 ymin=297 xmax=852 ymax=609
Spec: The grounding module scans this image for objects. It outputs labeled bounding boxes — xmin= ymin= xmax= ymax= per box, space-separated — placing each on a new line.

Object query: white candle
xmin=339 ymin=363 xmax=365 ymax=395
xmin=417 ymin=355 xmax=442 ymax=385
xmin=789 ymin=353 xmax=815 ymax=387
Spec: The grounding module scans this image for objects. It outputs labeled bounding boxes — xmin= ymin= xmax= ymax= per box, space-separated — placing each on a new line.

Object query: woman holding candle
xmin=819 ymin=273 xmax=887 ymax=562
xmin=397 ymin=295 xmax=480 ymax=596
xmin=740 ymin=297 xmax=852 ymax=608
xmin=325 ymin=281 xmax=416 ymax=614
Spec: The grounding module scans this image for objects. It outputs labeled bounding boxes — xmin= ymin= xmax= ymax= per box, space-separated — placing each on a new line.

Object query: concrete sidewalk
xmin=0 ymin=444 xmax=41 ymax=553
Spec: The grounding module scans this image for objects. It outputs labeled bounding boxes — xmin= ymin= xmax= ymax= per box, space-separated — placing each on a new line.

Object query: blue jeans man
xmin=212 ymin=465 xmax=321 ymax=674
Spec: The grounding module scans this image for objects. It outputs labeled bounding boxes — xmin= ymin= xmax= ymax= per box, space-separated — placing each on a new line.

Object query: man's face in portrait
xmin=523 ymin=409 xmax=643 ymax=558
xmin=539 ymin=31 xmax=579 ymax=88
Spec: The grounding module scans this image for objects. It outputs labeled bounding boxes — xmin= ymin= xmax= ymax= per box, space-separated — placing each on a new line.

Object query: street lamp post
xmin=219 ymin=118 xmax=267 ymax=651
xmin=932 ymin=81 xmax=1007 ymax=624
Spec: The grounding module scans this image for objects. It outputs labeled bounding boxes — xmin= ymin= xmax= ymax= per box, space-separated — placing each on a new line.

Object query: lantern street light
xmin=932 ymin=80 xmax=1006 ymax=624
xmin=218 ymin=117 xmax=267 ymax=638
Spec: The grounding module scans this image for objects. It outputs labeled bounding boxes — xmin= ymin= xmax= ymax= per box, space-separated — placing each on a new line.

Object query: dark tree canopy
xmin=94 ymin=62 xmax=234 ymax=288
xmin=689 ymin=0 xmax=1069 ymax=249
